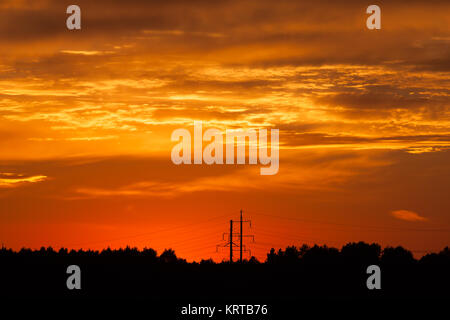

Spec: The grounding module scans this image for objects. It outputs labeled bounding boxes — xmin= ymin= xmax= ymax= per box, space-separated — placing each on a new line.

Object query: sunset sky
xmin=0 ymin=0 xmax=449 ymax=261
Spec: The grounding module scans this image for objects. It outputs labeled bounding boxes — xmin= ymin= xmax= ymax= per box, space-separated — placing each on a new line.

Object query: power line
xmin=255 ymin=228 xmax=342 ymax=244
xmin=64 ymin=213 xmax=230 ymax=248
xmin=249 ymin=211 xmax=450 ymax=232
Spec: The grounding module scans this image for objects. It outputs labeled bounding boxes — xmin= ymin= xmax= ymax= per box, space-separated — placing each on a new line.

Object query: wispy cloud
xmin=391 ymin=210 xmax=428 ymax=222
xmin=60 ymin=50 xmax=113 ymax=56
xmin=0 ymin=173 xmax=47 ymax=187
xmin=74 ymin=172 xmax=263 ymax=199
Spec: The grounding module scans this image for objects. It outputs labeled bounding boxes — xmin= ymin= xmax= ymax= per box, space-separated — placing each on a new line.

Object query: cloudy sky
xmin=0 ymin=0 xmax=449 ymax=261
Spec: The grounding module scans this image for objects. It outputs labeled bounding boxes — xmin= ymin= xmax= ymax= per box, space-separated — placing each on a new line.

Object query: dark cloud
xmin=281 ymin=132 xmax=450 ymax=147
xmin=1 ymin=0 xmax=448 ymax=70
xmin=315 ymin=85 xmax=440 ymax=110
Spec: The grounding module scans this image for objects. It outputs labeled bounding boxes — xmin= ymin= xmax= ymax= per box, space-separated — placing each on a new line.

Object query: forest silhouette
xmin=0 ymin=242 xmax=449 ymax=299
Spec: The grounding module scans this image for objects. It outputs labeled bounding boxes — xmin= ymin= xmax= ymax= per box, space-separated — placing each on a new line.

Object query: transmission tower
xmin=216 ymin=210 xmax=254 ymax=262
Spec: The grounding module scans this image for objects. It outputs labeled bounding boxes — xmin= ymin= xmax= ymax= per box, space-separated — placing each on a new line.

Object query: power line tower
xmin=217 ymin=219 xmax=239 ymax=263
xmin=216 ymin=210 xmax=254 ymax=263
xmin=238 ymin=209 xmax=254 ymax=262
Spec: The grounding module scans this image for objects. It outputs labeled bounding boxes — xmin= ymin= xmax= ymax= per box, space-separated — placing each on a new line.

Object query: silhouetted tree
xmin=142 ymin=247 xmax=157 ymax=261
xmin=200 ymin=258 xmax=214 ymax=265
xmin=381 ymin=246 xmax=414 ymax=265
xmin=1 ymin=243 xmax=448 ymax=300
xmin=341 ymin=242 xmax=381 ymax=265
xmin=248 ymin=256 xmax=260 ymax=264
xmin=160 ymin=248 xmax=177 ymax=263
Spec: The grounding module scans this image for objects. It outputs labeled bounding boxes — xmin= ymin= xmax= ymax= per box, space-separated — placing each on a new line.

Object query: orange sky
xmin=0 ymin=0 xmax=449 ymax=261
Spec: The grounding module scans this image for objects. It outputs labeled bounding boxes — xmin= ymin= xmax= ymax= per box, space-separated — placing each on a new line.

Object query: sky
xmin=0 ymin=0 xmax=449 ymax=262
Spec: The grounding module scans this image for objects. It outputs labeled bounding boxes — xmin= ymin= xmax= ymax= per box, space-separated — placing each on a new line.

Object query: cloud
xmin=60 ymin=50 xmax=113 ymax=56
xmin=391 ymin=210 xmax=428 ymax=222
xmin=0 ymin=172 xmax=47 ymax=187
xmin=0 ymin=0 xmax=448 ymax=161
xmin=73 ymin=170 xmax=266 ymax=199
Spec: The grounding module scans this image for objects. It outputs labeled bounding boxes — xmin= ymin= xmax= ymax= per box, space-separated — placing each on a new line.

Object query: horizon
xmin=1 ymin=211 xmax=448 ymax=262
xmin=3 ymin=240 xmax=449 ymax=264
